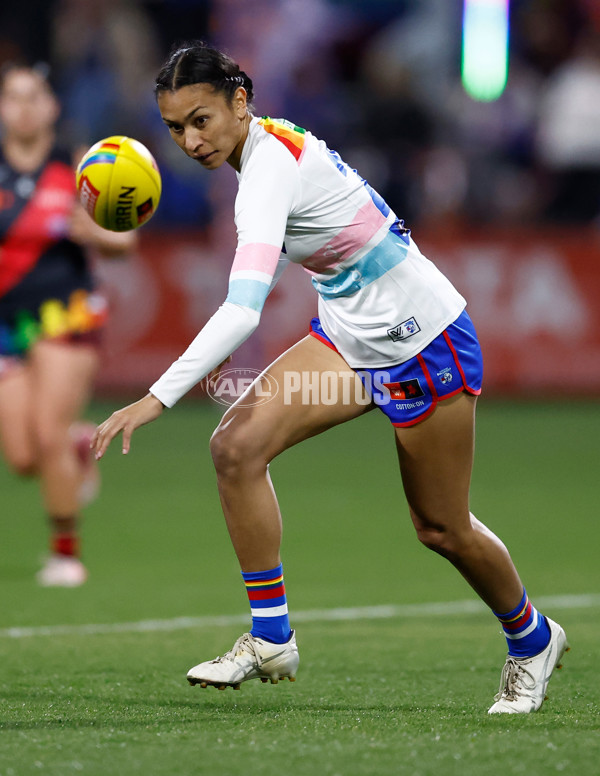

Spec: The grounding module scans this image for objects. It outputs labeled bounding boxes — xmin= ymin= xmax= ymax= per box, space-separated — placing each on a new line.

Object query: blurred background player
xmin=0 ymin=63 xmax=135 ymax=586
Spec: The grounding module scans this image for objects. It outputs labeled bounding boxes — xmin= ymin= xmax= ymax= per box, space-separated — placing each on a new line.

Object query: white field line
xmin=1 ymin=593 xmax=599 ymax=640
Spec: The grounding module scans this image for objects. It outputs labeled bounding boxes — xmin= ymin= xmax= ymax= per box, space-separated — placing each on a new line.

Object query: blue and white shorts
xmin=309 ymin=309 xmax=483 ymax=426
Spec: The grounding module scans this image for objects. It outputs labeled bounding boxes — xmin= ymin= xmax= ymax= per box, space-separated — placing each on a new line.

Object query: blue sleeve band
xmin=226 ymin=278 xmax=271 ymax=312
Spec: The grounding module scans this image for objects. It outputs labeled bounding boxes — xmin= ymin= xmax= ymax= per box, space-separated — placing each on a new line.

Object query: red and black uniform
xmin=0 ymin=146 xmax=107 ymax=362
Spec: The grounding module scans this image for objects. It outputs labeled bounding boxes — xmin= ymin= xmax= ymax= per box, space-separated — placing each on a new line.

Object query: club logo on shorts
xmin=382 ymin=378 xmax=425 ymax=401
xmin=387 ymin=317 xmax=421 ymax=342
xmin=437 ymin=367 xmax=453 ymax=385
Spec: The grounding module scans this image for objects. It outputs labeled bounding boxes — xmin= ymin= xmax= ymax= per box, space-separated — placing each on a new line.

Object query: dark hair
xmin=0 ymin=61 xmax=54 ymax=93
xmin=155 ymin=41 xmax=254 ymax=106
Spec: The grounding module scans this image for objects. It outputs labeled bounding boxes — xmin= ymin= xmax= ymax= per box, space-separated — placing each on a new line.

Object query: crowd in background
xmin=2 ymin=0 xmax=600 ymax=231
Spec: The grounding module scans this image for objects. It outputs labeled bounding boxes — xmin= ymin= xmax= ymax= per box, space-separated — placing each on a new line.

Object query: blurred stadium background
xmin=2 ymin=0 xmax=600 ymax=398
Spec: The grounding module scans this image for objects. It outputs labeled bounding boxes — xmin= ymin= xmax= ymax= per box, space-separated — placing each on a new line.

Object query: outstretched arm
xmin=149 ymin=300 xmax=262 ymax=407
xmin=90 ymin=254 xmax=289 ymax=459
xmin=91 ymin=137 xmax=297 ymax=458
xmin=89 ymin=301 xmax=261 ymax=459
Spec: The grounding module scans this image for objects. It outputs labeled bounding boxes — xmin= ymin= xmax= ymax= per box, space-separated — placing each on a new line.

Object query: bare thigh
xmin=29 ymin=339 xmax=100 ymax=442
xmin=0 ymin=360 xmax=36 ymax=474
xmin=395 ymin=392 xmax=477 ymax=535
xmin=211 ymin=335 xmax=374 ymax=464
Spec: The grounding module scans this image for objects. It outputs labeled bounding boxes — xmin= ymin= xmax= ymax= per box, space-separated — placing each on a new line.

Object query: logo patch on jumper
xmin=387 ymin=317 xmax=421 ymax=342
xmin=383 ymin=379 xmax=425 ymax=401
xmin=437 ymin=367 xmax=453 ymax=385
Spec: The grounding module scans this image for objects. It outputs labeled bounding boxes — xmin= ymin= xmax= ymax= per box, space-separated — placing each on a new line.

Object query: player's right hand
xmin=91 ymin=393 xmax=165 ymax=459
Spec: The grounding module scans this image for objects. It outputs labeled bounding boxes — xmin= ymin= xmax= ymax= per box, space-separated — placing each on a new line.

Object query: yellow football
xmin=76 ymin=136 xmax=162 ymax=232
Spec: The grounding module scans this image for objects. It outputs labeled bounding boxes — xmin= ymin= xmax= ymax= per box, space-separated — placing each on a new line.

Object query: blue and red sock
xmin=242 ymin=563 xmax=291 ymax=644
xmin=494 ymin=589 xmax=550 ymax=658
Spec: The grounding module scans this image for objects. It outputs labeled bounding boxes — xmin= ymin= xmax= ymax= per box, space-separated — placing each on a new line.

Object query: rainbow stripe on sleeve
xmin=258 ymin=117 xmax=306 ymax=162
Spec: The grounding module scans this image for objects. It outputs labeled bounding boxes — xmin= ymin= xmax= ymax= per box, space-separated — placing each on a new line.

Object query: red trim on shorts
xmin=390 ymin=384 xmax=470 ymax=427
xmin=391 ymin=402 xmax=438 ymax=427
xmin=416 ymin=352 xmax=438 ymax=399
xmin=46 ymin=329 xmax=104 ymax=349
xmin=392 ymin=347 xmax=477 ymax=428
xmin=443 ymin=330 xmax=482 ymax=396
xmin=309 ymin=329 xmax=339 ymax=353
xmin=390 ymin=354 xmax=438 ymax=427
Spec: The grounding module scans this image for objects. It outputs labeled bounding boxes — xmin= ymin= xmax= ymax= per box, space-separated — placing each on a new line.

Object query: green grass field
xmin=1 ymin=398 xmax=599 ymax=776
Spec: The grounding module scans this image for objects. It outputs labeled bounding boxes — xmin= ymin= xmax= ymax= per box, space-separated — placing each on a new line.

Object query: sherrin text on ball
xmin=76 ymin=136 xmax=161 ymax=232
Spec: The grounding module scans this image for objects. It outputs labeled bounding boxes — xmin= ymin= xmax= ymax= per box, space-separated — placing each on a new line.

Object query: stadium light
xmin=461 ymin=0 xmax=510 ymax=102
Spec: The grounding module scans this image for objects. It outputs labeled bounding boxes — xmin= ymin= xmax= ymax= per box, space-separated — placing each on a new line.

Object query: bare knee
xmin=35 ymin=425 xmax=63 ymax=459
xmin=10 ymin=459 xmax=37 ymax=478
xmin=0 ymin=423 xmax=37 ymax=476
xmin=410 ymin=507 xmax=475 ymax=562
xmin=4 ymin=449 xmax=38 ymax=478
xmin=32 ymin=418 xmax=76 ymax=470
xmin=210 ymin=419 xmax=268 ymax=480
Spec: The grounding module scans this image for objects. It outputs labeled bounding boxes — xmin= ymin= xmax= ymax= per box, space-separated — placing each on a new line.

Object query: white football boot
xmin=488 ymin=617 xmax=569 ymax=714
xmin=187 ymin=631 xmax=299 ymax=690
xmin=36 ymin=554 xmax=88 ymax=587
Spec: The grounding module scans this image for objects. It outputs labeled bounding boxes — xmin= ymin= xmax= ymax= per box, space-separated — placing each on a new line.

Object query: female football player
xmin=0 ymin=64 xmax=135 ymax=586
xmin=92 ymin=42 xmax=568 ymax=712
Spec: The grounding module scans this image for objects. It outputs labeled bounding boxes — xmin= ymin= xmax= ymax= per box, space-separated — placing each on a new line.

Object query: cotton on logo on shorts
xmin=206 ymin=368 xmax=279 ymax=407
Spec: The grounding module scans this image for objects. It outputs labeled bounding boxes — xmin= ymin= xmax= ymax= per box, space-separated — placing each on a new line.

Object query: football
xmin=75 ymin=136 xmax=162 ymax=232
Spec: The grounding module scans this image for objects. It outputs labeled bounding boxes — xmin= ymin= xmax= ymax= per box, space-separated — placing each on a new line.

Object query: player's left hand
xmin=92 ymin=393 xmax=165 ymax=459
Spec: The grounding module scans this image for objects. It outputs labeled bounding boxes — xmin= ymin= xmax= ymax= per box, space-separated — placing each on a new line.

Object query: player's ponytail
xmin=155 ymin=41 xmax=254 ymax=107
